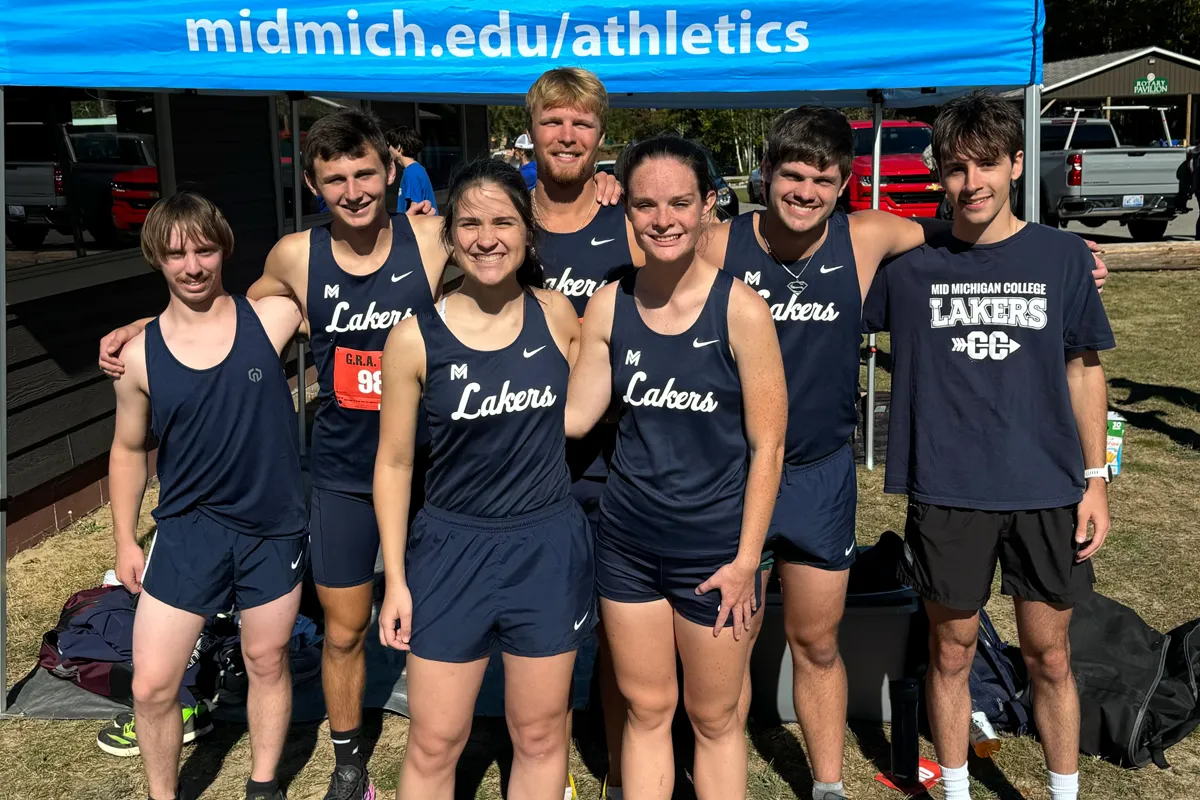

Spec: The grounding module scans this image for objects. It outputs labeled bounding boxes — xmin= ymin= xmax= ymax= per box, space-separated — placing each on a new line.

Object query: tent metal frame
xmin=0 ymin=78 xmax=1044 ymax=716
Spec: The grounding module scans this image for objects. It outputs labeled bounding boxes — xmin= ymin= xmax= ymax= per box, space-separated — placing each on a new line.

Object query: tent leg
xmin=1 ymin=87 xmax=9 ymax=716
xmin=1024 ymin=85 xmax=1041 ymax=223
xmin=865 ymin=97 xmax=883 ymax=472
xmin=291 ymin=99 xmax=307 ymax=458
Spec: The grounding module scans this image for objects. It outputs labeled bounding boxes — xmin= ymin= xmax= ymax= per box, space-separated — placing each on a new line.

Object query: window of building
xmin=278 ymin=95 xmax=364 ymax=224
xmin=5 ymin=89 xmax=160 ymax=270
xmin=418 ymin=103 xmax=465 ymax=190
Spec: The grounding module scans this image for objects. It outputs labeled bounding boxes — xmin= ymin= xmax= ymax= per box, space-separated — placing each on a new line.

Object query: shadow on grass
xmin=178 ymin=720 xmax=320 ymax=799
xmin=747 ymin=722 xmax=815 ymax=799
xmin=1111 ymin=377 xmax=1200 ymax=413
xmin=1110 ymin=405 xmax=1200 ymax=451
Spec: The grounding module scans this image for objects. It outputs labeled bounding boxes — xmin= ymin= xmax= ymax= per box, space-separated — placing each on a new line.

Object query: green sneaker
xmin=96 ymin=702 xmax=213 ymax=757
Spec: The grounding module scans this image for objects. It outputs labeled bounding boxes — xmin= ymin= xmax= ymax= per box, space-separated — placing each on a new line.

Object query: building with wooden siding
xmin=1042 ymin=47 xmax=1200 ymax=144
xmin=5 ymin=89 xmax=489 ymax=556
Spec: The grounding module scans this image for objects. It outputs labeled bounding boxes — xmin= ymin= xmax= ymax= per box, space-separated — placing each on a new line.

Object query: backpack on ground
xmin=1071 ymin=592 xmax=1200 ymax=768
xmin=969 ymin=608 xmax=1032 ymax=735
xmin=38 ymin=585 xmax=138 ymax=704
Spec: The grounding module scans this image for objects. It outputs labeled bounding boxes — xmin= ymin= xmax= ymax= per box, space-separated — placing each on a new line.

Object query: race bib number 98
xmin=333 ymin=346 xmax=383 ymax=411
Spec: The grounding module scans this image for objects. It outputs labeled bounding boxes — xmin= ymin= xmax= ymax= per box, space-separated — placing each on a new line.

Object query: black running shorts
xmin=899 ymin=501 xmax=1095 ymax=612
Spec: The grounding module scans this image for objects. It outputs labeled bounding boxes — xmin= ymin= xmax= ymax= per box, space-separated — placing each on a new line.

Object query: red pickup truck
xmin=845 ymin=120 xmax=943 ymax=218
xmin=111 ymin=166 xmax=160 ymax=235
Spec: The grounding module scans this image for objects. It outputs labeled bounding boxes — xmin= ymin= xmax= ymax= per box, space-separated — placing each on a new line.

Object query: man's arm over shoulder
xmin=249 ymin=295 xmax=304 ymax=355
xmin=849 ymin=210 xmax=928 ymax=296
xmin=254 ymin=231 xmax=308 ymax=302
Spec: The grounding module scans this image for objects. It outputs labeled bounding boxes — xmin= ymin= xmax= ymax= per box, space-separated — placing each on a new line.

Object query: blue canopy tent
xmin=0 ymin=0 xmax=1046 ymax=714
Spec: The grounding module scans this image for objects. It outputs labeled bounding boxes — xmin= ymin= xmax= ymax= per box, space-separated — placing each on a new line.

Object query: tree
xmin=1043 ymin=0 xmax=1200 ymax=61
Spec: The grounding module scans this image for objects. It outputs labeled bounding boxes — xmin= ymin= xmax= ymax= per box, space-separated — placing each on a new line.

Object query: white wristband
xmin=1084 ymin=467 xmax=1109 ymax=482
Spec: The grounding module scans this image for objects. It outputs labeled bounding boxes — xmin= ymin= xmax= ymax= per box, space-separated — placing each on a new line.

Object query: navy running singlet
xmin=146 ymin=295 xmax=306 ymax=537
xmin=306 ymin=215 xmax=433 ymax=493
xmin=724 ymin=210 xmax=861 ymax=465
xmin=601 ymin=269 xmax=747 ymax=558
xmin=539 ymin=203 xmax=635 ymax=318
xmin=418 ymin=292 xmax=570 ymax=518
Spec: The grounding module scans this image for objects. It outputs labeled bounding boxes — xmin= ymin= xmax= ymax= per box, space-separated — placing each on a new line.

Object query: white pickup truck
xmin=5 ymin=121 xmax=71 ymax=248
xmin=1040 ymin=117 xmax=1185 ymax=241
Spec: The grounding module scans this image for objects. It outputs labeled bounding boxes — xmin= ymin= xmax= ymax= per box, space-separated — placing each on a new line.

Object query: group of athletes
xmin=98 ymin=66 xmax=1113 ymax=800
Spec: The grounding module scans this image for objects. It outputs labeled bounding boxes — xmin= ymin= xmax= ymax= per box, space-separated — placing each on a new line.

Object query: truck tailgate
xmin=5 ymin=162 xmax=56 ymax=206
xmin=1077 ymin=148 xmax=1182 ymax=197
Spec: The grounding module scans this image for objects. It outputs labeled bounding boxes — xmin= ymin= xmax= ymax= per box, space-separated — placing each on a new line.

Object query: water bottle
xmin=970 ymin=710 xmax=1002 ymax=758
xmin=889 ymin=678 xmax=921 ymax=784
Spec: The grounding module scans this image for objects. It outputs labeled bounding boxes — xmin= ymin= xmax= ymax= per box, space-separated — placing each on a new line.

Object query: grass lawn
xmin=3 ymin=270 xmax=1199 ymax=799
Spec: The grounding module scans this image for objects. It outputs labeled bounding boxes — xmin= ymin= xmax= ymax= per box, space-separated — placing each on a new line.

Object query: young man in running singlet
xmin=102 ymin=109 xmax=445 ymax=800
xmin=109 ymin=193 xmax=306 ymax=800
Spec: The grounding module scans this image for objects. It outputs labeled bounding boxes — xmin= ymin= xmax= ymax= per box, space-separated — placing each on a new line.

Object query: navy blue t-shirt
xmin=864 ymin=223 xmax=1115 ymax=511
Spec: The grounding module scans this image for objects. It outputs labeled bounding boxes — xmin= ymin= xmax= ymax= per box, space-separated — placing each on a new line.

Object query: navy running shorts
xmin=308 ymin=487 xmax=380 ymax=589
xmin=594 ymin=536 xmax=764 ymax=629
xmin=767 ymin=444 xmax=858 ymax=571
xmin=405 ymin=498 xmax=596 ymax=663
xmin=143 ymin=509 xmax=306 ymax=616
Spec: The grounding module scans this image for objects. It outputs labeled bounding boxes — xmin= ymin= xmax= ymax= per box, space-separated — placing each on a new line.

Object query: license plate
xmin=1123 ymin=194 xmax=1145 ymax=208
xmin=7 ymin=204 xmax=24 ymax=219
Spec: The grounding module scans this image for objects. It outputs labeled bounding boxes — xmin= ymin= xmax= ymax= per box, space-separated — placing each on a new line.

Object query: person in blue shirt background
xmin=387 ymin=126 xmax=438 ymax=214
xmin=514 ymin=133 xmax=538 ymax=191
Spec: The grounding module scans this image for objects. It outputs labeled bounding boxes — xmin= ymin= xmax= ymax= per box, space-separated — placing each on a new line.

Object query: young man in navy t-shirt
xmin=865 ymin=92 xmax=1114 ymax=800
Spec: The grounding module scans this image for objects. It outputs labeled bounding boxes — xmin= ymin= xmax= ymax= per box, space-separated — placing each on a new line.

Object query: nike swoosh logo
xmin=844 ymin=544 xmax=855 ymax=557
xmin=693 ymin=338 xmax=719 ymax=348
xmin=291 ymin=547 xmax=305 ymax=570
xmin=590 ymin=238 xmax=614 ymax=246
xmin=523 ymin=346 xmax=546 ymax=358
xmin=820 ymin=265 xmax=845 ymax=274
xmin=574 ymin=612 xmax=590 ymax=631
xmin=391 ymin=271 xmax=413 ymax=282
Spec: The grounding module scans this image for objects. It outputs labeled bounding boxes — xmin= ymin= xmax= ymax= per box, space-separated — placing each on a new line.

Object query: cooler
xmin=749 ymin=575 xmax=920 ymax=724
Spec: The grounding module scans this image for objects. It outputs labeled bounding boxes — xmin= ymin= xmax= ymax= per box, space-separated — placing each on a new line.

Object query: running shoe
xmin=564 ymin=772 xmax=578 ymax=800
xmin=246 ymin=785 xmax=287 ymax=800
xmin=601 ymin=776 xmax=624 ymax=799
xmin=322 ymin=763 xmax=376 ymax=800
xmin=95 ymin=701 xmax=213 ymax=757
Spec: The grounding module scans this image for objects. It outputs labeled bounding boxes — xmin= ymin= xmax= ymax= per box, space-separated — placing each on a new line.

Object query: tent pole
xmin=292 ymin=99 xmax=307 ymax=457
xmin=0 ymin=86 xmax=9 ymax=716
xmin=1024 ymin=85 xmax=1041 ymax=223
xmin=866 ymin=96 xmax=883 ymax=472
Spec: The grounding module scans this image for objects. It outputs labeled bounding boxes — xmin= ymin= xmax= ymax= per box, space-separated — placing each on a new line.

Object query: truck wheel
xmin=8 ymin=225 xmax=48 ymax=248
xmin=1128 ymin=220 xmax=1169 ymax=242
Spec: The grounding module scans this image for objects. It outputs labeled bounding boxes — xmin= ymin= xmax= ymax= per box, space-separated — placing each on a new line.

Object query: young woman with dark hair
xmin=567 ymin=135 xmax=787 ymax=800
xmin=375 ymin=156 xmax=591 ymax=800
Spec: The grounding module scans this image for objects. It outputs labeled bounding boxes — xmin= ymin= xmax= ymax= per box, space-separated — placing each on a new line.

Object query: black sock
xmin=331 ymin=727 xmax=362 ymax=769
xmin=246 ymin=778 xmax=278 ymax=797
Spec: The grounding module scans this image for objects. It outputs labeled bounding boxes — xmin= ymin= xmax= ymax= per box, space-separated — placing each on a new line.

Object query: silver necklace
xmin=759 ymin=216 xmax=816 ymax=296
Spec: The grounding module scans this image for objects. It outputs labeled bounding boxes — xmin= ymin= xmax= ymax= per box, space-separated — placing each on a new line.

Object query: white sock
xmin=813 ymin=780 xmax=845 ymax=799
xmin=1048 ymin=770 xmax=1079 ymax=800
xmin=563 ymin=787 xmax=573 ymax=800
xmin=941 ymin=762 xmax=971 ymax=800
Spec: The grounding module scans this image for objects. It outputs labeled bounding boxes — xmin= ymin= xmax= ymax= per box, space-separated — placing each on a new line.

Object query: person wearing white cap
xmin=514 ymin=132 xmax=538 ymax=191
